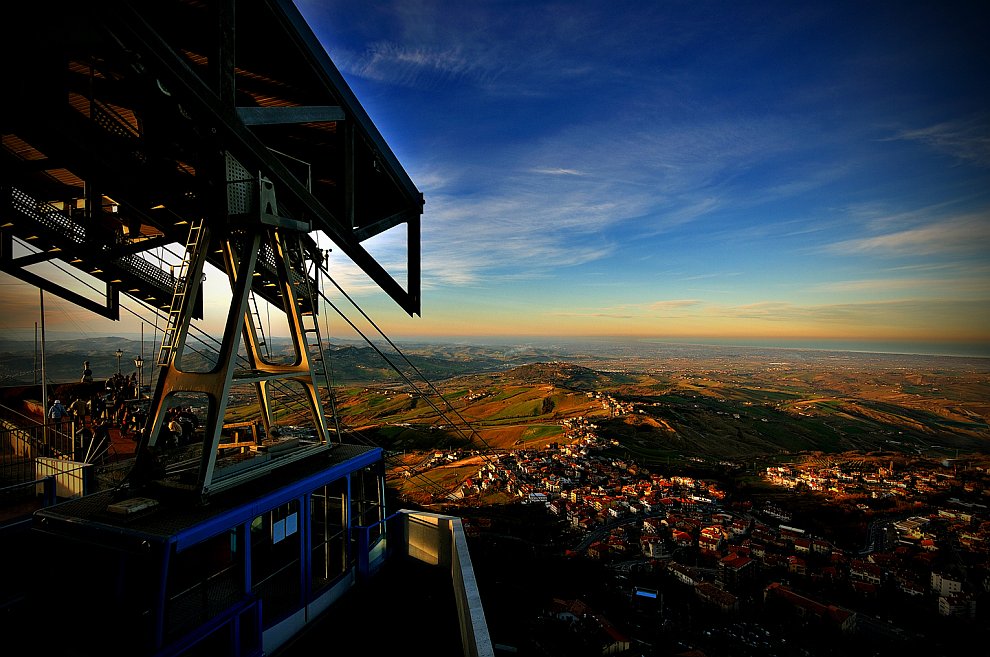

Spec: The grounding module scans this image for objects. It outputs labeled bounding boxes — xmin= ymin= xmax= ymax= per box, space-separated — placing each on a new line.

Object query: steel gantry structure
xmin=1 ymin=0 xmax=424 ymax=500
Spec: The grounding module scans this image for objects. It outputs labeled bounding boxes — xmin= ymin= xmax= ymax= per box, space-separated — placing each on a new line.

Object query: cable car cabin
xmin=19 ymin=444 xmax=388 ymax=657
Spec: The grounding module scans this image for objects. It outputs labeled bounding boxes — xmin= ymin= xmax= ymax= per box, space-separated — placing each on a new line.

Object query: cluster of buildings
xmin=451 ymin=413 xmax=989 ymax=640
xmin=762 ymin=459 xmax=970 ymax=503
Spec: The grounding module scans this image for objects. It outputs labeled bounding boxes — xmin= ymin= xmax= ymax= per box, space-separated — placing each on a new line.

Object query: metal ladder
xmin=248 ymin=290 xmax=272 ymax=362
xmin=290 ymin=237 xmax=335 ymax=433
xmin=157 ymin=218 xmax=204 ymax=365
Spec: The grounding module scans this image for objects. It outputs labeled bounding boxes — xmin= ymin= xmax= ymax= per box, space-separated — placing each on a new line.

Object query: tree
xmin=542 ymin=396 xmax=556 ymax=415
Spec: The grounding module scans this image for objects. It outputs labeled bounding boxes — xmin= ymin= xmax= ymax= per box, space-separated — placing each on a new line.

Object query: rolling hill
xmin=334 ymin=358 xmax=990 ymax=469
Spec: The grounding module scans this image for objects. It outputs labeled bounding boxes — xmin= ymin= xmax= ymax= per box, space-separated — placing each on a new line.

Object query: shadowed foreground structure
xmin=0 ymin=2 xmax=491 ymax=655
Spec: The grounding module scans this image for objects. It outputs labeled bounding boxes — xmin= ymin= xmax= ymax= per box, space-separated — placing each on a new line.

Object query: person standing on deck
xmin=48 ymin=398 xmax=68 ymax=431
xmin=81 ymin=360 xmax=93 ymax=383
xmin=91 ymin=393 xmax=106 ymax=422
xmin=69 ymin=396 xmax=88 ymax=426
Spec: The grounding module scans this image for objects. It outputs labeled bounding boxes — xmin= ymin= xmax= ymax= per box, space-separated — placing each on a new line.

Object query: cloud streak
xmin=889 ymin=116 xmax=990 ymax=168
xmin=824 ymin=213 xmax=990 ymax=258
xmin=551 ymin=297 xmax=990 ymax=337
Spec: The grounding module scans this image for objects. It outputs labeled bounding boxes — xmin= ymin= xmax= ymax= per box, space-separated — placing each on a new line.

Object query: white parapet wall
xmin=401 ymin=510 xmax=495 ymax=657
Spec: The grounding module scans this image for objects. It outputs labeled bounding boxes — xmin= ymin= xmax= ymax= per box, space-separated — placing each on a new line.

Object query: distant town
xmin=425 ymin=391 xmax=988 ymax=656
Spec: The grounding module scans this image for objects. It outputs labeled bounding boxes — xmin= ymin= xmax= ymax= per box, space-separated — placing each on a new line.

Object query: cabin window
xmin=251 ymin=500 xmax=301 ymax=624
xmin=351 ymin=465 xmax=385 ymax=543
xmin=164 ymin=529 xmax=243 ymax=642
xmin=310 ymin=477 xmax=348 ymax=589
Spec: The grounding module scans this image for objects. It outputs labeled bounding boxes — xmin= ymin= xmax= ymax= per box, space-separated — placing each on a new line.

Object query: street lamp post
xmin=134 ymin=354 xmax=144 ymax=399
xmin=115 ymin=349 xmax=123 ymax=374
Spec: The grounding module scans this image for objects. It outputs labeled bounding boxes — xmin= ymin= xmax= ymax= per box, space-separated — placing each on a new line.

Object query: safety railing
xmin=0 ymin=476 xmax=56 ymax=528
xmin=1 ymin=410 xmax=75 ymax=461
xmin=92 ymin=100 xmax=141 ymax=142
xmin=8 ymin=188 xmax=86 ymax=244
xmin=0 ymin=404 xmax=100 ymax=505
xmin=5 ymin=186 xmax=179 ymax=296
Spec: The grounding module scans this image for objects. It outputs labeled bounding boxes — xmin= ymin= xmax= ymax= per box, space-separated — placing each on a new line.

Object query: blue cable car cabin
xmin=22 ymin=444 xmax=388 ymax=657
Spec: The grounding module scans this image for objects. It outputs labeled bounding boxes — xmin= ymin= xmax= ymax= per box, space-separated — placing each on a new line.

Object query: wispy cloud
xmin=337 ymin=40 xmax=498 ymax=89
xmin=816 ymin=278 xmax=938 ymax=293
xmin=824 ymin=213 xmax=990 ymax=258
xmin=390 ymin=108 xmax=837 ymax=291
xmin=716 ymin=299 xmax=990 ymax=332
xmin=407 ymin=182 xmax=629 ymax=284
xmin=540 ymin=296 xmax=990 ymax=340
xmin=815 ymin=275 xmax=990 ymax=296
xmin=888 ymin=116 xmax=990 ymax=168
xmin=530 ymin=167 xmax=586 ymax=176
xmin=647 ymin=299 xmax=701 ymax=311
xmin=550 ymin=300 xmax=700 ymax=321
xmin=317 ymin=1 xmax=662 ymax=95
xmin=551 ymin=311 xmax=636 ymax=320
xmin=325 ymin=182 xmax=621 ymax=291
xmin=678 ymin=272 xmax=741 ymax=282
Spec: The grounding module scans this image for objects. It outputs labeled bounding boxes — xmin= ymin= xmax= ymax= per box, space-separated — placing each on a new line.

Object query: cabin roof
xmin=35 ymin=443 xmax=380 ymax=548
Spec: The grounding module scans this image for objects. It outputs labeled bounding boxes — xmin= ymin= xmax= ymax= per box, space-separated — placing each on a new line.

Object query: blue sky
xmin=3 ymin=0 xmax=988 ymax=357
xmin=292 ymin=0 xmax=990 ymax=355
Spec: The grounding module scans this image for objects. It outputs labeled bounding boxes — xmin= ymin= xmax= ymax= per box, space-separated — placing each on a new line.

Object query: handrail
xmin=157 ymin=594 xmax=262 ymax=657
xmin=354 ymin=510 xmax=400 ymax=576
xmin=0 ymin=401 xmax=40 ymax=426
xmin=0 ymin=416 xmax=76 ymax=459
xmin=0 ymin=476 xmax=55 ymax=502
xmin=0 ymin=476 xmax=57 ymax=521
xmin=92 ymin=99 xmax=141 ymax=141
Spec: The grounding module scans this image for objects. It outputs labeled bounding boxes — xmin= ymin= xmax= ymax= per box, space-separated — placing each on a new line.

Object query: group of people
xmin=49 ymin=361 xmax=140 ymax=423
xmin=50 ymin=390 xmax=137 ymax=433
xmin=47 ymin=394 xmax=100 ymax=427
xmin=161 ymin=406 xmax=200 ymax=448
xmin=48 ymin=397 xmax=201 ymax=458
xmin=105 ymin=370 xmax=140 ymax=400
xmin=47 ymin=393 xmax=114 ymax=461
xmin=45 ymin=359 xmax=202 ymax=457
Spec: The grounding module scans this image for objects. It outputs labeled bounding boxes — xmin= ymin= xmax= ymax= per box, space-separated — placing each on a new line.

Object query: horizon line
xmin=5 ymin=331 xmax=989 ymax=361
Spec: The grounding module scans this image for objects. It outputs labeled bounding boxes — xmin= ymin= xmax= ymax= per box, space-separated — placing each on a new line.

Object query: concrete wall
xmin=401 ymin=510 xmax=495 ymax=657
